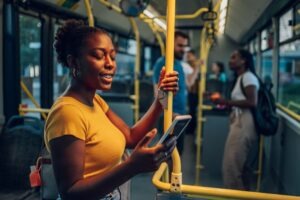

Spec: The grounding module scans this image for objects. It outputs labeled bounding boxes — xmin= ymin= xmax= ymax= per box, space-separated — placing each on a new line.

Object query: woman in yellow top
xmin=45 ymin=20 xmax=178 ymax=200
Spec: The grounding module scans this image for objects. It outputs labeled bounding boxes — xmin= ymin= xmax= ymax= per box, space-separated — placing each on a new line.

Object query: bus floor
xmin=131 ymin=134 xmax=223 ymax=200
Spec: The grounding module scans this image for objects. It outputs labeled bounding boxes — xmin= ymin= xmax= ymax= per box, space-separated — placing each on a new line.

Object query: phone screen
xmin=157 ymin=115 xmax=191 ymax=145
xmin=171 ymin=118 xmax=190 ymax=138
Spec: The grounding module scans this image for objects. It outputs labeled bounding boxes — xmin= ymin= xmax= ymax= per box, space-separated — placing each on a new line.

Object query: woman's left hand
xmin=157 ymin=67 xmax=179 ymax=94
xmin=211 ymin=97 xmax=227 ymax=105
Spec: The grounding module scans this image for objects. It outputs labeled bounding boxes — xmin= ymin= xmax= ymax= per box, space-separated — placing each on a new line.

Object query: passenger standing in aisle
xmin=152 ymin=31 xmax=189 ymax=155
xmin=208 ymin=61 xmax=227 ymax=83
xmin=44 ymin=19 xmax=179 ymax=200
xmin=185 ymin=49 xmax=200 ymax=135
xmin=211 ymin=49 xmax=259 ymax=190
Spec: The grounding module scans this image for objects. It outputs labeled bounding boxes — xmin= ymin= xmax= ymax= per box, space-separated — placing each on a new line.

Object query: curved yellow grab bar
xmin=129 ymin=18 xmax=141 ymax=123
xmin=153 ymin=163 xmax=300 ymax=200
xmin=157 ymin=8 xmax=208 ymax=20
xmin=288 ymin=101 xmax=300 ymax=110
xmin=277 ymin=104 xmax=300 ymax=121
xmin=97 ymin=0 xmax=165 ymax=34
xmin=195 ymin=26 xmax=212 ymax=184
xmin=84 ymin=0 xmax=94 ymax=27
xmin=147 ymin=22 xmax=165 ymax=55
xmin=97 ymin=0 xmax=122 ymax=13
xmin=19 ymin=107 xmax=50 ymax=114
xmin=20 ymin=81 xmax=47 ymax=120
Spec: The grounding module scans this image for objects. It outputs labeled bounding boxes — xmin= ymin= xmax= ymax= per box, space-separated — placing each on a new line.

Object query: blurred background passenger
xmin=209 ymin=61 xmax=227 ymax=83
xmin=184 ymin=49 xmax=200 ymax=135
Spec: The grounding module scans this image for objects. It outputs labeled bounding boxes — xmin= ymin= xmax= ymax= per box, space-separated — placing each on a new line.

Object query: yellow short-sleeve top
xmin=44 ymin=94 xmax=126 ymax=178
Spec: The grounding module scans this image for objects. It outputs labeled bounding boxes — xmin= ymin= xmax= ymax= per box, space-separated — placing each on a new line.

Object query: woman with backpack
xmin=211 ymin=49 xmax=259 ymax=190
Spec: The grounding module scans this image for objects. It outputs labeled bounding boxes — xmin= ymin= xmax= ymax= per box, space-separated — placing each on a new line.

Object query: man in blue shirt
xmin=153 ymin=31 xmax=189 ymax=154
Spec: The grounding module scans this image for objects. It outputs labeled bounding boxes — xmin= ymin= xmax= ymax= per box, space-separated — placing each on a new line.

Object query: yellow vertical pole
xmin=164 ymin=0 xmax=182 ymax=192
xmin=84 ymin=0 xmax=94 ymax=27
xmin=129 ymin=18 xmax=141 ymax=123
xmin=256 ymin=135 xmax=264 ymax=191
xmin=195 ymin=28 xmax=206 ymax=185
xmin=165 ymin=0 xmax=178 ymax=171
xmin=195 ymin=26 xmax=213 ymax=185
xmin=195 ymin=0 xmax=220 ymax=185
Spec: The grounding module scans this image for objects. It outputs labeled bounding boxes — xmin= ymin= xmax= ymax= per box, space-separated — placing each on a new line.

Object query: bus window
xmin=19 ymin=14 xmax=41 ymax=118
xmin=279 ymin=9 xmax=293 ymax=43
xmin=144 ymin=46 xmax=152 ymax=75
xmin=278 ymin=40 xmax=300 ymax=114
xmin=261 ymin=50 xmax=273 ymax=84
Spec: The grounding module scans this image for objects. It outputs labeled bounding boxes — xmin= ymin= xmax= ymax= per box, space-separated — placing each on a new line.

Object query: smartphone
xmin=157 ymin=115 xmax=192 ymax=145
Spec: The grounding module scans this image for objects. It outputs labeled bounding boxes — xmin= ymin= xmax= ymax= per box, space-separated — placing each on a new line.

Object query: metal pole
xmin=129 ymin=18 xmax=141 ymax=123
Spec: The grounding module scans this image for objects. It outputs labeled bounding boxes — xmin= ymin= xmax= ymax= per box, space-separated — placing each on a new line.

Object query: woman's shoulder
xmin=48 ymin=97 xmax=85 ymax=119
xmin=52 ymin=96 xmax=82 ymax=109
xmin=243 ymin=71 xmax=258 ymax=80
xmin=242 ymin=71 xmax=259 ymax=87
xmin=94 ymin=94 xmax=109 ymax=113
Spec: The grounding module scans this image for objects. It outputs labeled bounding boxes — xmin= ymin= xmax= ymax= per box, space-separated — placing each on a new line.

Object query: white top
xmin=181 ymin=61 xmax=193 ymax=75
xmin=231 ymin=71 xmax=259 ymax=101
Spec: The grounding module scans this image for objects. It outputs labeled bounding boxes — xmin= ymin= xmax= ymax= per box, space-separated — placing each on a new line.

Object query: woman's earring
xmin=72 ymin=68 xmax=77 ymax=78
xmin=72 ymin=68 xmax=81 ymax=79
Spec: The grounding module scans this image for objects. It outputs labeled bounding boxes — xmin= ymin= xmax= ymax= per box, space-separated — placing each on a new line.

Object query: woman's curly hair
xmin=53 ymin=19 xmax=108 ymax=68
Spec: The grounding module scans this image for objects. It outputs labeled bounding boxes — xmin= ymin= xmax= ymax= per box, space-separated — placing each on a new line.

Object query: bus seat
xmin=0 ymin=116 xmax=43 ymax=190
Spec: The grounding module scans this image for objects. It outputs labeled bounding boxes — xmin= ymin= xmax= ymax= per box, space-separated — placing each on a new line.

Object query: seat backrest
xmin=0 ymin=115 xmax=44 ymax=189
xmin=4 ymin=115 xmax=44 ymax=136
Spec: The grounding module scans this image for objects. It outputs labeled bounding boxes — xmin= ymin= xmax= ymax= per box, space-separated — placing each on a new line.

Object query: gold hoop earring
xmin=72 ymin=68 xmax=82 ymax=79
xmin=72 ymin=68 xmax=77 ymax=78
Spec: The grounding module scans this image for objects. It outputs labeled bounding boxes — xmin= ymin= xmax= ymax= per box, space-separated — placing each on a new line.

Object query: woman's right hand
xmin=128 ymin=129 xmax=177 ymax=174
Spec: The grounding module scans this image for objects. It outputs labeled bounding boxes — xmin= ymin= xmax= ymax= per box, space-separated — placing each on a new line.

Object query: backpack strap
xmin=239 ymin=73 xmax=262 ymax=98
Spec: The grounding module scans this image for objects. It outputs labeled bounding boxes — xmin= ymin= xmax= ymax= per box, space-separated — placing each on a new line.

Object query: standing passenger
xmin=209 ymin=61 xmax=227 ymax=83
xmin=185 ymin=50 xmax=200 ymax=135
xmin=44 ymin=20 xmax=179 ymax=200
xmin=211 ymin=49 xmax=259 ymax=190
xmin=152 ymin=31 xmax=189 ymax=155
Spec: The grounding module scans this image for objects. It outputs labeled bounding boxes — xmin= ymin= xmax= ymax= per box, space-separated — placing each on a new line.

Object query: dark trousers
xmin=187 ymin=92 xmax=198 ymax=135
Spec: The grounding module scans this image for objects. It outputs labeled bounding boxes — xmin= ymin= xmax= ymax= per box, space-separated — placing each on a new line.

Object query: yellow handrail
xmin=195 ymin=24 xmax=213 ymax=184
xmin=156 ymin=8 xmax=208 ymax=20
xmin=195 ymin=0 xmax=222 ymax=184
xmin=147 ymin=22 xmax=165 ymax=56
xmin=20 ymin=81 xmax=47 ymax=120
xmin=153 ymin=163 xmax=300 ymax=200
xmin=200 ymin=104 xmax=213 ymax=110
xmin=19 ymin=107 xmax=50 ymax=114
xmin=101 ymin=0 xmax=166 ymax=54
xmin=97 ymin=0 xmax=165 ymax=34
xmin=162 ymin=0 xmax=184 ymax=192
xmin=97 ymin=0 xmax=122 ymax=13
xmin=84 ymin=0 xmax=94 ymax=27
xmin=288 ymin=101 xmax=300 ymax=110
xmin=129 ymin=18 xmax=141 ymax=123
xmin=277 ymin=103 xmax=300 ymax=121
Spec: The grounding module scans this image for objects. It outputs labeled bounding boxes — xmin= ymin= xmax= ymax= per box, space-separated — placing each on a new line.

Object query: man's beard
xmin=174 ymin=52 xmax=184 ymax=60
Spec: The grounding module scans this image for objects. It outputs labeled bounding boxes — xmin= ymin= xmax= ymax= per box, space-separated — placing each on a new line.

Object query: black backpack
xmin=240 ymin=75 xmax=279 ymax=136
